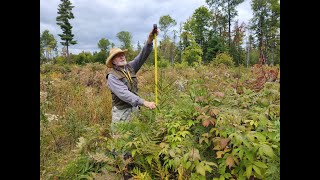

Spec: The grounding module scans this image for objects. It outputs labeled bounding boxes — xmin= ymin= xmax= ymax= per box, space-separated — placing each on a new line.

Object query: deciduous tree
xmin=40 ymin=30 xmax=57 ymax=63
xmin=97 ymin=38 xmax=111 ymax=51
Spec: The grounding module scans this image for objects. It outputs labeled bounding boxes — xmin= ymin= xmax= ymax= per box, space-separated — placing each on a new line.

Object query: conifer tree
xmin=56 ymin=0 xmax=77 ymax=64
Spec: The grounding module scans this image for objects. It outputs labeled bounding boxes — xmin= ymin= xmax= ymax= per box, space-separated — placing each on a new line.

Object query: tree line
xmin=40 ymin=0 xmax=280 ymax=67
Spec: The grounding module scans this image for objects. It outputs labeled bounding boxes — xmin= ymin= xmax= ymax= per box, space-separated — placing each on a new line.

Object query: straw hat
xmin=105 ymin=48 xmax=128 ymax=68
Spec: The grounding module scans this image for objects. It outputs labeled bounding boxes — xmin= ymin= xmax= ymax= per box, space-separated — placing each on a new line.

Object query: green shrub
xmin=181 ymin=41 xmax=203 ymax=66
xmin=53 ymin=56 xmax=67 ymax=65
xmin=158 ymin=58 xmax=170 ymax=68
xmin=211 ymin=52 xmax=235 ymax=67
xmin=59 ymin=155 xmax=96 ymax=179
xmin=174 ymin=61 xmax=189 ymax=69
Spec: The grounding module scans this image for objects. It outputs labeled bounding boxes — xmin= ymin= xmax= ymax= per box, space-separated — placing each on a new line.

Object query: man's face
xmin=112 ymin=52 xmax=127 ymax=66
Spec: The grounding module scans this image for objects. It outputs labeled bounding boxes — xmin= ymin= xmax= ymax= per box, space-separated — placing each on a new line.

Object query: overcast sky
xmin=40 ymin=0 xmax=253 ymax=54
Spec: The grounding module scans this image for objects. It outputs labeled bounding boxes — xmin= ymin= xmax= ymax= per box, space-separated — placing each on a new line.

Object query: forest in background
xmin=40 ymin=0 xmax=280 ymax=68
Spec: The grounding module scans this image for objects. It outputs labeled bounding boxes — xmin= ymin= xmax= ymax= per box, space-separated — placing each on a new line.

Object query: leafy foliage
xmin=181 ymin=39 xmax=203 ymax=66
xmin=97 ymin=38 xmax=111 ymax=51
xmin=41 ymin=64 xmax=280 ymax=179
xmin=159 ymin=15 xmax=177 ymax=39
xmin=117 ymin=31 xmax=133 ymax=50
xmin=40 ymin=30 xmax=58 ymax=63
xmin=211 ymin=52 xmax=235 ymax=67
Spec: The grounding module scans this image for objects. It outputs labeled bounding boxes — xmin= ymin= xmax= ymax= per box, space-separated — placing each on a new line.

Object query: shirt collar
xmin=114 ymin=64 xmax=127 ymax=72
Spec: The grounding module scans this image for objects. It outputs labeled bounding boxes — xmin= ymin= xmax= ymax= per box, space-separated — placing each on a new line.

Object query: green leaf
xmin=131 ymin=149 xmax=137 ymax=157
xmin=261 ymin=144 xmax=274 ymax=158
xmin=221 ymin=131 xmax=227 ymax=138
xmin=254 ymin=161 xmax=268 ymax=168
xmin=213 ymin=145 xmax=221 ymax=150
xmin=246 ymin=133 xmax=255 ymax=142
xmin=244 ymin=120 xmax=252 ymax=123
xmin=199 ymin=137 xmax=204 ymax=144
xmin=183 ymin=153 xmax=189 ymax=162
xmin=246 ymin=165 xmax=253 ymax=179
xmin=196 ymin=163 xmax=206 ymax=176
xmin=239 ymin=150 xmax=244 ymax=160
xmin=258 ymin=147 xmax=264 ymax=156
xmin=210 ymin=127 xmax=217 ymax=134
xmin=178 ymin=131 xmax=190 ymax=138
xmin=238 ymin=175 xmax=246 ymax=180
xmin=219 ymin=175 xmax=225 ymax=180
xmin=186 ymin=161 xmax=191 ymax=169
xmin=232 ymin=148 xmax=240 ymax=155
xmin=250 ymin=121 xmax=254 ymax=126
xmin=146 ymin=155 xmax=153 ymax=165
xmin=224 ymin=173 xmax=232 ymax=178
xmin=246 ymin=151 xmax=254 ymax=162
xmin=254 ymin=132 xmax=266 ymax=142
xmin=204 ymin=164 xmax=212 ymax=172
xmin=174 ymin=157 xmax=180 ymax=166
xmin=218 ymin=163 xmax=227 ymax=174
xmin=159 ymin=142 xmax=167 ymax=149
xmin=243 ymin=140 xmax=252 ymax=149
xmin=125 ymin=141 xmax=133 ymax=148
xmin=216 ymin=129 xmax=220 ymax=136
xmin=205 ymin=161 xmax=218 ymax=167
xmin=253 ymin=165 xmax=262 ymax=176
xmin=176 ymin=148 xmax=182 ymax=154
xmin=188 ymin=120 xmax=195 ymax=127
xmin=169 ymin=149 xmax=175 ymax=157
xmin=238 ymin=125 xmax=246 ymax=132
xmin=168 ymin=160 xmax=173 ymax=168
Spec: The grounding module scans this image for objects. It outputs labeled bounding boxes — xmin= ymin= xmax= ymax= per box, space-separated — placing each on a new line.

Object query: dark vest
xmin=106 ymin=65 xmax=139 ymax=110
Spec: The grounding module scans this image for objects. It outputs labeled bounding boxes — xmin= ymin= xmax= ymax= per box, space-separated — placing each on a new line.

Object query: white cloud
xmin=40 ymin=0 xmax=252 ymax=54
xmin=236 ymin=0 xmax=252 ymax=26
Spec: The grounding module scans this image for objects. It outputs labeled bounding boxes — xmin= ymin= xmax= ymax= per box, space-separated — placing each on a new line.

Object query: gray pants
xmin=111 ymin=106 xmax=139 ymax=123
xmin=110 ymin=106 xmax=139 ymax=155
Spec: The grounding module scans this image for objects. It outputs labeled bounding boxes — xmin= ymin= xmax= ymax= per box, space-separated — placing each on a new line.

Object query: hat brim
xmin=106 ymin=49 xmax=128 ymax=68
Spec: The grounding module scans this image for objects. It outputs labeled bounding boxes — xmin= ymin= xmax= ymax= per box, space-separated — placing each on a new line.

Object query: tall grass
xmin=40 ymin=63 xmax=112 ymax=178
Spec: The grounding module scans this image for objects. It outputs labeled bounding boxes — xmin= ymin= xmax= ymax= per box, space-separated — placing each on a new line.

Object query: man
xmin=106 ymin=27 xmax=158 ymax=123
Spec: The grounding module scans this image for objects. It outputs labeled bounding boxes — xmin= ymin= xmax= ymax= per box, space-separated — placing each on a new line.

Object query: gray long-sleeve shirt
xmin=107 ymin=42 xmax=153 ymax=107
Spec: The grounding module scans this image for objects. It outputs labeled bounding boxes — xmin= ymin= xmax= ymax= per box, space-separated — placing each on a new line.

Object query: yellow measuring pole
xmin=154 ymin=32 xmax=158 ymax=107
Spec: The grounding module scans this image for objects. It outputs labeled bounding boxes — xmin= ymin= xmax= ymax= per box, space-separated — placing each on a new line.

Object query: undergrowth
xmin=40 ymin=63 xmax=280 ymax=179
